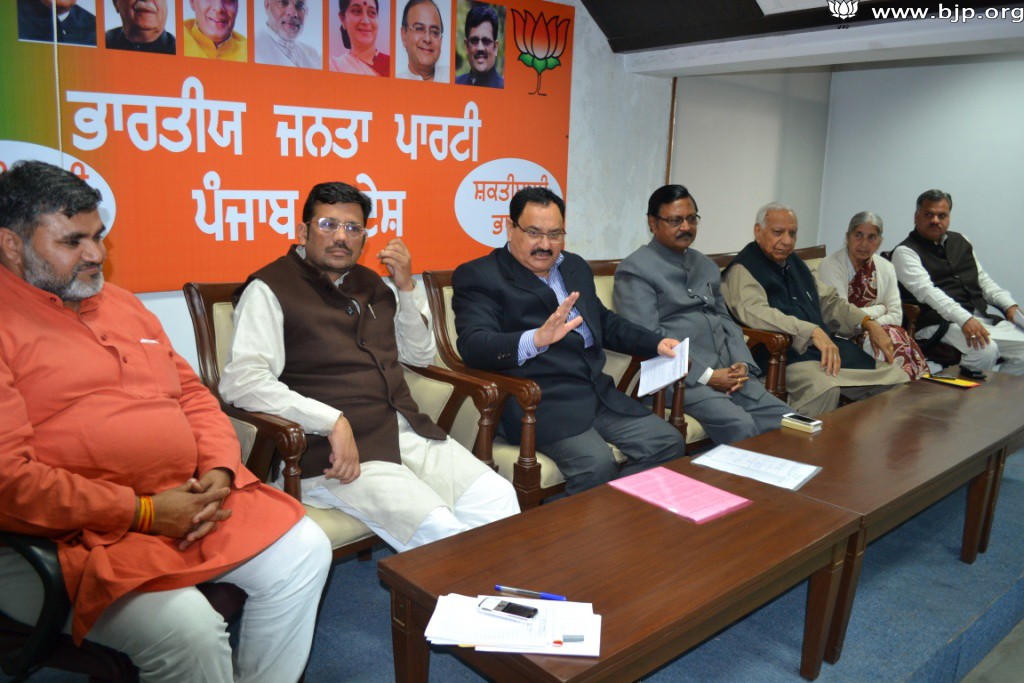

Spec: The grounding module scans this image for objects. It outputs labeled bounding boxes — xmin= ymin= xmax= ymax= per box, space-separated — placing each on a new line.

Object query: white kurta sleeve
xmin=385 ymin=279 xmax=437 ymax=367
xmin=219 ymin=279 xmax=341 ymax=436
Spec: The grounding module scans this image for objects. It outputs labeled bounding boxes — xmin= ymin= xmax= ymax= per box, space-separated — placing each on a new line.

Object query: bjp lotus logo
xmin=828 ymin=1 xmax=858 ymax=19
xmin=510 ymin=9 xmax=570 ymax=96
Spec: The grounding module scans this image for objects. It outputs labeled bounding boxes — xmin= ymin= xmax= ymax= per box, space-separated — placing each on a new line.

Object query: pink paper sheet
xmin=608 ymin=467 xmax=751 ymax=523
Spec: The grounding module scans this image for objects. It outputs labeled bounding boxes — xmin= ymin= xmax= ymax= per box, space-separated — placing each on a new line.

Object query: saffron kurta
xmin=0 ymin=267 xmax=303 ymax=641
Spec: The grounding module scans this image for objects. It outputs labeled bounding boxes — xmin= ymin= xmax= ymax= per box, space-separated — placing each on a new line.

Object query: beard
xmin=23 ymin=243 xmax=104 ymax=301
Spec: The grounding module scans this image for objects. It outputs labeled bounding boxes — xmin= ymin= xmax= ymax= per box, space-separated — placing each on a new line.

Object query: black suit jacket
xmin=452 ymin=247 xmax=663 ymax=445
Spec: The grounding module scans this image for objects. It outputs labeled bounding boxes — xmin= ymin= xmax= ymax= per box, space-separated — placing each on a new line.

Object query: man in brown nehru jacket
xmin=221 ymin=181 xmax=518 ymax=552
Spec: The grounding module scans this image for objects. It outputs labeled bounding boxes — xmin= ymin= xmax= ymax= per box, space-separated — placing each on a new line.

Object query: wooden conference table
xmin=379 ymin=461 xmax=859 ymax=683
xmin=730 ymin=371 xmax=1024 ymax=663
xmin=378 ymin=373 xmax=1022 ymax=682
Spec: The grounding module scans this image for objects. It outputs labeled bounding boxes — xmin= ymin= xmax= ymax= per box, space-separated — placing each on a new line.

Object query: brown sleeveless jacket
xmin=236 ymin=247 xmax=446 ymax=477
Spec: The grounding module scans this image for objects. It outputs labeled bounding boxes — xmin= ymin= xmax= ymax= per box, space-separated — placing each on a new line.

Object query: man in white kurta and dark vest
xmin=722 ymin=202 xmax=908 ymax=416
xmin=891 ymin=189 xmax=1024 ymax=376
xmin=220 ymin=182 xmax=518 ymax=552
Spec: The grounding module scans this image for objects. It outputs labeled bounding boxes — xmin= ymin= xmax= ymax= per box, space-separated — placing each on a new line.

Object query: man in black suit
xmin=452 ymin=187 xmax=686 ymax=494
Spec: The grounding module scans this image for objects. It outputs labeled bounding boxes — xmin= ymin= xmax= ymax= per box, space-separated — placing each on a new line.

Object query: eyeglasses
xmin=513 ymin=223 xmax=565 ymax=243
xmin=653 ymin=214 xmax=700 ymax=228
xmin=850 ymin=231 xmax=881 ymax=243
xmin=467 ymin=36 xmax=495 ymax=47
xmin=407 ymin=23 xmax=442 ymax=39
xmin=309 ymin=217 xmax=366 ymax=237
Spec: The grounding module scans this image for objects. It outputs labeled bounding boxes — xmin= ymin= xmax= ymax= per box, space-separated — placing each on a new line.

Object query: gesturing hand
xmin=533 ymin=292 xmax=584 ymax=348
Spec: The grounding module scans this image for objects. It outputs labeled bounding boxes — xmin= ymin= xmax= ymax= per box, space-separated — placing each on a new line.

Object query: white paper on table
xmin=692 ymin=444 xmax=821 ymax=491
xmin=425 ymin=594 xmax=602 ymax=656
xmin=477 ymin=613 xmax=602 ymax=657
xmin=638 ymin=338 xmax=689 ymax=397
xmin=425 ymin=594 xmax=553 ymax=647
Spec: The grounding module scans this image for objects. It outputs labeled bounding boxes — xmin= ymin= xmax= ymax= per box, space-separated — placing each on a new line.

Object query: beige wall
xmin=669 ymin=69 xmax=832 ymax=256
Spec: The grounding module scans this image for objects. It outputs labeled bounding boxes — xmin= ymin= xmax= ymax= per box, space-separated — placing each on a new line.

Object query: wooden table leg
xmin=824 ymin=528 xmax=866 ymax=664
xmin=801 ymin=540 xmax=846 ymax=680
xmin=390 ymin=590 xmax=430 ymax=683
xmin=978 ymin=447 xmax=1008 ymax=554
xmin=961 ymin=453 xmax=996 ymax=564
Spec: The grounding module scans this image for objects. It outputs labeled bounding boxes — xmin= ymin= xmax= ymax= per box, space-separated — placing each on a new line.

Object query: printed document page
xmin=638 ymin=338 xmax=689 ymax=396
xmin=693 ymin=445 xmax=821 ymax=490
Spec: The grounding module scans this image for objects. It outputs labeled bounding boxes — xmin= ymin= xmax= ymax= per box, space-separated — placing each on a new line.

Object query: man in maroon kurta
xmin=0 ymin=161 xmax=331 ymax=682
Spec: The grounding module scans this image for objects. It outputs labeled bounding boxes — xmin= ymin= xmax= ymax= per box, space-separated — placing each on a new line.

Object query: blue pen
xmin=495 ymin=584 xmax=567 ymax=601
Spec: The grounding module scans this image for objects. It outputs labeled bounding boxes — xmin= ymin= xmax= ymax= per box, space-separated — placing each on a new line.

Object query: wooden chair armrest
xmin=218 ymin=402 xmax=307 ymax=502
xmin=441 ymin=360 xmax=543 ymax=414
xmin=742 ymin=327 xmax=792 ymax=353
xmin=741 ymin=327 xmax=791 ymax=401
xmin=402 ymin=363 xmax=500 ymax=465
xmin=439 ymin=360 xmax=543 ymax=487
xmin=902 ymin=303 xmax=921 ymax=338
xmin=0 ymin=533 xmax=68 ymax=678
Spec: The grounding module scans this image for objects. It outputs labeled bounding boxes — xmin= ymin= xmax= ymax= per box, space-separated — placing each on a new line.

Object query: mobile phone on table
xmin=477 ymin=597 xmax=539 ymax=622
xmin=782 ymin=412 xmax=822 ymax=426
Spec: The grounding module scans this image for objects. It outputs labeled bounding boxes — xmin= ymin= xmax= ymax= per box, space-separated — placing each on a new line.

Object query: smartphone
xmin=477 ymin=597 xmax=539 ymax=622
xmin=783 ymin=412 xmax=822 ymax=426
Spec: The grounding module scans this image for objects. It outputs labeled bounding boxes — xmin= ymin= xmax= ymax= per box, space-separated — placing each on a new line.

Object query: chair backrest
xmin=708 ymin=244 xmax=826 ymax=272
xmin=423 ymin=261 xmax=634 ymax=386
xmin=587 ymin=259 xmax=633 ymax=389
xmin=421 ymin=270 xmax=461 ymax=370
xmin=182 ymin=282 xmax=243 ymax=403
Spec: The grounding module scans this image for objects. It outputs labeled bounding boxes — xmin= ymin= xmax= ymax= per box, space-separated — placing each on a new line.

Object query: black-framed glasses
xmin=654 ymin=213 xmax=700 ymax=228
xmin=513 ymin=223 xmax=565 ymax=243
xmin=407 ymin=23 xmax=442 ymax=39
xmin=309 ymin=217 xmax=366 ymax=236
xmin=467 ymin=36 xmax=495 ymax=47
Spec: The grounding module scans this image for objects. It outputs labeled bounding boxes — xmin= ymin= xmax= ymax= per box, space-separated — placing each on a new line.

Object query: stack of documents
xmin=425 ymin=594 xmax=601 ymax=656
xmin=693 ymin=445 xmax=821 ymax=491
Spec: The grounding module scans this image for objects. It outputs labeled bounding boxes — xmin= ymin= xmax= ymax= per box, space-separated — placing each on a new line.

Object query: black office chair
xmin=0 ymin=531 xmax=246 ymax=682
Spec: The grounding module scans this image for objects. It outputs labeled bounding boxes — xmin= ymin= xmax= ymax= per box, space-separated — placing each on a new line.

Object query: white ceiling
xmin=624 ymin=8 xmax=1024 ymax=77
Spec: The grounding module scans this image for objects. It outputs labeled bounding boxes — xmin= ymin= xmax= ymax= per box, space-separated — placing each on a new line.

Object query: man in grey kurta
xmin=722 ymin=202 xmax=908 ymax=416
xmin=614 ymin=185 xmax=791 ymax=443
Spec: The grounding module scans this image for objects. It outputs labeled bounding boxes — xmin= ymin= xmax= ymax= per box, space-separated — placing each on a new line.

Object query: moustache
xmin=530 ymin=248 xmax=553 ymax=257
xmin=75 ymin=261 xmax=104 ymax=273
xmin=473 ymin=50 xmax=488 ymax=59
xmin=675 ymin=231 xmax=696 ymax=241
xmin=131 ymin=0 xmax=157 ymax=10
xmin=329 ymin=242 xmax=353 ymax=253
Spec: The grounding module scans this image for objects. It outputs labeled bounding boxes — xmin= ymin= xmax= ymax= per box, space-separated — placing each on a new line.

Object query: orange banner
xmin=1 ymin=0 xmax=573 ymax=292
